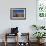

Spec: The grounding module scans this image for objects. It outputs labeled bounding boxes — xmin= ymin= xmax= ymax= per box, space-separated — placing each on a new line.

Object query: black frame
xmin=10 ymin=8 xmax=26 ymax=20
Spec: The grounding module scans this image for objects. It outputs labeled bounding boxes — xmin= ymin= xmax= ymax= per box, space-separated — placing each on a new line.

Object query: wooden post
xmin=16 ymin=33 xmax=18 ymax=46
xmin=4 ymin=33 xmax=7 ymax=46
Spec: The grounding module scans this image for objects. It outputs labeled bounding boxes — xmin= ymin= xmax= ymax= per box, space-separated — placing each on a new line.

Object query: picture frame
xmin=36 ymin=0 xmax=46 ymax=26
xmin=10 ymin=8 xmax=26 ymax=20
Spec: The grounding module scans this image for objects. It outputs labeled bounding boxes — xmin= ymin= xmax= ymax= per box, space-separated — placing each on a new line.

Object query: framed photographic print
xmin=37 ymin=0 xmax=46 ymax=18
xmin=10 ymin=8 xmax=26 ymax=20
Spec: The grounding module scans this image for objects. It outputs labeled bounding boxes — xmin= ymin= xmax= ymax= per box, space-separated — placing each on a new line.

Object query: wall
xmin=0 ymin=0 xmax=37 ymax=42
